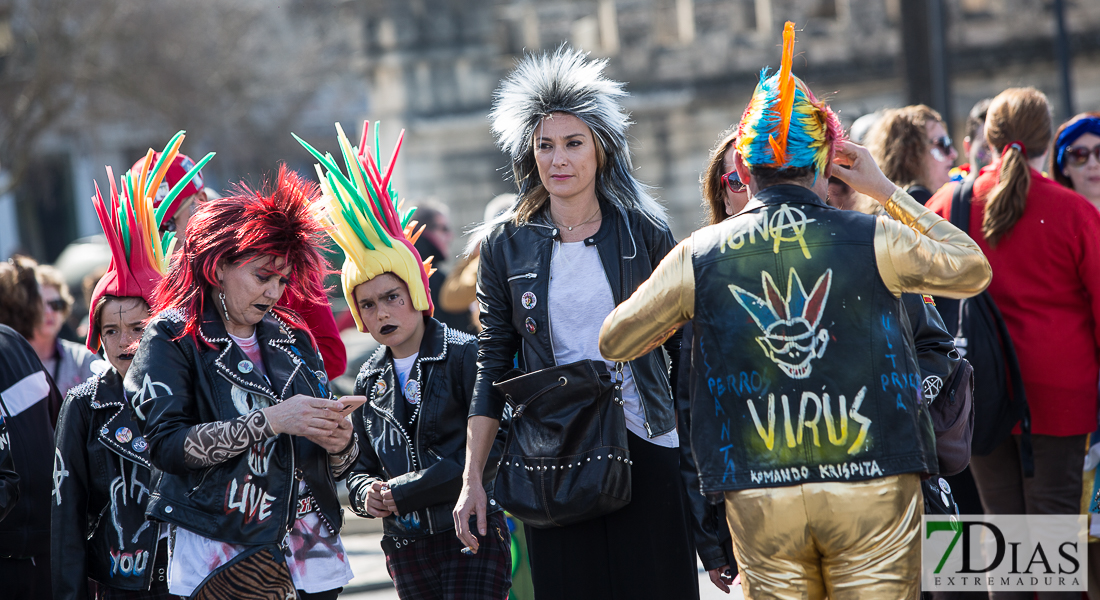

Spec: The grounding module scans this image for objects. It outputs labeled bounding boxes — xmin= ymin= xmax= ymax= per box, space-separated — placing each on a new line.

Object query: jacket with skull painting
xmin=600 ymin=184 xmax=992 ymax=493
xmin=124 ymin=304 xmax=345 ymax=546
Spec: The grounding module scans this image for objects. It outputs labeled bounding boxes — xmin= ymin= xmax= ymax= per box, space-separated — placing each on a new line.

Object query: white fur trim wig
xmin=484 ymin=45 xmax=667 ymax=230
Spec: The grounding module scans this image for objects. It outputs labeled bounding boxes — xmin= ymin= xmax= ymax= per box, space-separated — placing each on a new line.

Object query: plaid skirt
xmin=382 ymin=512 xmax=512 ymax=600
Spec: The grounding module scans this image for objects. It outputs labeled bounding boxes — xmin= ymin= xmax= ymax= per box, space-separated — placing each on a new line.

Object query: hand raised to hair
xmin=830 ymin=140 xmax=899 ymax=203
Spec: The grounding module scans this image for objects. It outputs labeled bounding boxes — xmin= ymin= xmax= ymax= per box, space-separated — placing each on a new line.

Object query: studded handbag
xmin=492 ymin=359 xmax=632 ymax=529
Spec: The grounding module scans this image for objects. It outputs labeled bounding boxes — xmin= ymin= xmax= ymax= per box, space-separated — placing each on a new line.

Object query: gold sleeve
xmin=599 ymin=237 xmax=695 ymax=362
xmin=875 ymin=187 xmax=992 ymax=299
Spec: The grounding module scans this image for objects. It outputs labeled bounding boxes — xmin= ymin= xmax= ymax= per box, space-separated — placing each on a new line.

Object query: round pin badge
xmin=940 ymin=491 xmax=950 ymax=507
xmin=521 ymin=292 xmax=537 ymax=310
xmin=374 ymin=380 xmax=387 ymax=396
xmin=315 ymin=370 xmax=328 ymax=385
xmin=938 ymin=477 xmax=951 ymax=495
xmin=525 ymin=317 xmax=537 ymax=334
xmin=132 ymin=437 xmax=148 ymax=453
xmin=115 ymin=427 xmax=133 ymax=444
xmin=404 ymin=380 xmax=420 ymax=405
xmin=238 ymin=360 xmax=254 ymax=374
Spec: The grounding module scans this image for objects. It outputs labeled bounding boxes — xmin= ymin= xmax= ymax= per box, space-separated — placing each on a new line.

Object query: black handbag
xmin=492 ymin=359 xmax=632 ymax=529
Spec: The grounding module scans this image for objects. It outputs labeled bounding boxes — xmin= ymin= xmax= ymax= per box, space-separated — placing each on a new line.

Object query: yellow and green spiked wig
xmin=87 ymin=130 xmax=214 ymax=350
xmin=736 ymin=22 xmax=844 ymax=178
xmin=294 ymin=122 xmax=436 ymax=332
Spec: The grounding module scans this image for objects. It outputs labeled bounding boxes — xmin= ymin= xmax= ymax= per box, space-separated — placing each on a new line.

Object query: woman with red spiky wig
xmin=124 ymin=165 xmax=359 ymax=600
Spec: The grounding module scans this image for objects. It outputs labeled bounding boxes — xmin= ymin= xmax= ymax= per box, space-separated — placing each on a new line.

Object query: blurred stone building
xmin=6 ymin=0 xmax=1100 ymax=263
xmin=351 ymin=0 xmax=1100 ymax=239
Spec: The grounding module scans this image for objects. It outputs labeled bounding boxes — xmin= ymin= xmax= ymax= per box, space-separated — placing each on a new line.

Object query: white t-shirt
xmin=547 ymin=240 xmax=678 ymax=448
xmin=168 ymin=495 xmax=353 ymax=595
xmin=393 ymin=353 xmax=419 ymax=395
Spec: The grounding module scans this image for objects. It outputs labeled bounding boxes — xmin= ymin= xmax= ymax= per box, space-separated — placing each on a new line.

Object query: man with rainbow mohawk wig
xmin=52 ymin=134 xmax=194 ymax=600
xmin=600 ymin=22 xmax=993 ymax=599
xmin=298 ymin=123 xmax=513 ymax=599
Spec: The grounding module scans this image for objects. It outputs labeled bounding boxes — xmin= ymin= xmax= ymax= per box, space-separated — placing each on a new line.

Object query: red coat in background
xmin=927 ymin=161 xmax=1100 ymax=437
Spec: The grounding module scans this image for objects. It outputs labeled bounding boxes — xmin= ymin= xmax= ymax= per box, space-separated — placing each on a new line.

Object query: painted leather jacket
xmin=125 ymin=305 xmax=344 ymax=546
xmin=470 ymin=200 xmax=682 ymax=439
xmin=347 ymin=318 xmax=506 ymax=538
xmin=600 ymin=185 xmax=991 ymax=493
xmin=52 ymin=368 xmax=161 ymax=598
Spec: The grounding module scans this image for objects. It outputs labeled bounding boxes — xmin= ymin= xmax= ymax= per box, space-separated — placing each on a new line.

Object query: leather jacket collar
xmin=89 ymin=368 xmax=152 ymax=469
xmin=196 ymin=304 xmax=313 ymax=401
xmin=752 ymin=183 xmax=829 ymax=208
xmin=361 ymin=318 xmax=447 ymax=421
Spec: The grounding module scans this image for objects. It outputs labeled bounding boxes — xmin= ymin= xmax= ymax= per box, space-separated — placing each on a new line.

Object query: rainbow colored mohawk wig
xmin=294 ymin=122 xmax=436 ymax=332
xmin=87 ymin=131 xmax=212 ymax=349
xmin=736 ymin=22 xmax=844 ymax=176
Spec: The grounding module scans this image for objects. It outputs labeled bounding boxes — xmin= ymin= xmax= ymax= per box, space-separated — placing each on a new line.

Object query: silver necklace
xmin=554 ymin=205 xmax=602 ymax=231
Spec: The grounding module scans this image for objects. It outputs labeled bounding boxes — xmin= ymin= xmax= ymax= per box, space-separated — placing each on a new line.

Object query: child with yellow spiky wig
xmin=296 ymin=122 xmax=512 ymax=599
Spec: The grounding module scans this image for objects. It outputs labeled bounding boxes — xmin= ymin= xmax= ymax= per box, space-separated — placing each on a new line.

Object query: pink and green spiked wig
xmin=736 ymin=21 xmax=844 ymax=178
xmin=87 ymin=131 xmax=213 ymax=350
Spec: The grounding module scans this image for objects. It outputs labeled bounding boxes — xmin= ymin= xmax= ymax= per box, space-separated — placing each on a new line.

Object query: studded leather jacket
xmin=470 ymin=201 xmax=682 ymax=439
xmin=52 ymin=368 xmax=162 ymax=598
xmin=125 ymin=305 xmax=345 ymax=546
xmin=347 ymin=318 xmax=506 ymax=538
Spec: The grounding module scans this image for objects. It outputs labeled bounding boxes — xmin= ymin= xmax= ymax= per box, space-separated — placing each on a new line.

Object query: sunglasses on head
xmin=1065 ymin=144 xmax=1100 ymax=167
xmin=45 ymin=299 xmax=68 ymax=312
xmin=721 ymin=170 xmax=746 ymax=193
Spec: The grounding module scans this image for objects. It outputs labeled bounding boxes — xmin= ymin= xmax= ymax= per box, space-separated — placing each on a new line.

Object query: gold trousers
xmin=724 ymin=473 xmax=923 ymax=600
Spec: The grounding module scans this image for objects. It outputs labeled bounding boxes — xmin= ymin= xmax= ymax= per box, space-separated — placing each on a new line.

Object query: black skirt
xmin=525 ymin=431 xmax=699 ymax=600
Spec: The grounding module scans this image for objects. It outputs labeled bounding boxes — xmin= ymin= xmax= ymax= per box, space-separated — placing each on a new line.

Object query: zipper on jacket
xmin=186 ymin=467 xmax=212 ymax=497
xmin=413 ymin=365 xmax=435 ymax=535
xmin=284 ymin=436 xmax=296 ymax=539
xmin=593 ymin=242 xmax=657 ymax=439
xmin=506 ymin=272 xmax=537 ymax=282
xmin=546 ymin=242 xmax=559 ymax=362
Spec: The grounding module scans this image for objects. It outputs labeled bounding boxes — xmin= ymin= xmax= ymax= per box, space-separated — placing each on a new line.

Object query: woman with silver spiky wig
xmin=455 ymin=46 xmax=699 ymax=599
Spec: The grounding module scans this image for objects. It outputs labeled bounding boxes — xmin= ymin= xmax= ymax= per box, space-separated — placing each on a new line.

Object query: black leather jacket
xmin=125 ymin=306 xmax=344 ymax=546
xmin=0 ymin=415 xmax=17 ymax=523
xmin=0 ymin=325 xmax=60 ymax=559
xmin=470 ymin=201 xmax=682 ymax=438
xmin=347 ymin=318 xmax=505 ymax=538
xmin=52 ymin=368 xmax=161 ymax=598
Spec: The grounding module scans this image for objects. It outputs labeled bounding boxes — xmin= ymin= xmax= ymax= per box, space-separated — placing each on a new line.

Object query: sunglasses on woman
xmin=1065 ymin=144 xmax=1100 ymax=167
xmin=928 ymin=135 xmax=955 ymax=162
xmin=721 ymin=170 xmax=746 ymax=193
xmin=45 ymin=298 xmax=68 ymax=312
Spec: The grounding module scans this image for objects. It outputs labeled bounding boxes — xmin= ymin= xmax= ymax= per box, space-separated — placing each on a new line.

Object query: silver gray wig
xmin=469 ymin=45 xmax=667 ymax=248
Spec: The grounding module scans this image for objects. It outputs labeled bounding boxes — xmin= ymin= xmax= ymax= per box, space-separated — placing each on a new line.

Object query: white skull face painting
xmin=731 ymin=268 xmax=832 ymax=379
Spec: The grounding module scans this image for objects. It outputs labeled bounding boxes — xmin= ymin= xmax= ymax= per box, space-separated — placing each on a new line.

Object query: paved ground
xmin=337 ymin=512 xmax=744 ymax=600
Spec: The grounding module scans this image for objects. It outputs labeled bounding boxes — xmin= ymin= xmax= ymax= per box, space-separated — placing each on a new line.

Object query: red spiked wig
xmin=153 ymin=165 xmax=331 ymax=342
